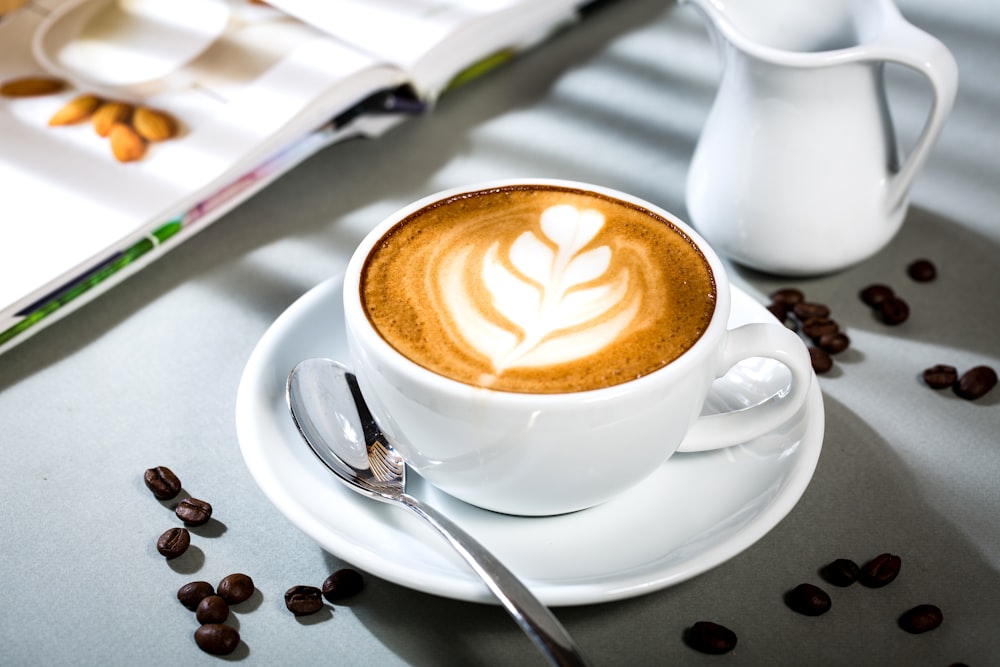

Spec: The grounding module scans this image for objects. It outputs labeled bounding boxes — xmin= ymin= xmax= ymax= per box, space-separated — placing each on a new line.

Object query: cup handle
xmin=677 ymin=323 xmax=813 ymax=453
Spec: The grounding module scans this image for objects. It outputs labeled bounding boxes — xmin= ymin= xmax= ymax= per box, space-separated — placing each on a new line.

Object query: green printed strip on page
xmin=0 ymin=227 xmax=173 ymax=348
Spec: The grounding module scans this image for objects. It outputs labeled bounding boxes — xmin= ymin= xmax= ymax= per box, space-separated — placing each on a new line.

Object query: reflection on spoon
xmin=32 ymin=0 xmax=230 ymax=89
xmin=287 ymin=358 xmax=590 ymax=667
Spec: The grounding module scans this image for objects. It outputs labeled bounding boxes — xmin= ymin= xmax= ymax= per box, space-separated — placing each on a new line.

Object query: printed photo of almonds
xmin=2 ymin=76 xmax=181 ymax=163
xmin=0 ymin=75 xmax=66 ymax=97
xmin=50 ymin=95 xmax=181 ymax=163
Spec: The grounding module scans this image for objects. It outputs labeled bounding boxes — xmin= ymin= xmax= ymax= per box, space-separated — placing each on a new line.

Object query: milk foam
xmin=361 ymin=185 xmax=716 ymax=394
xmin=439 ymin=204 xmax=639 ymax=374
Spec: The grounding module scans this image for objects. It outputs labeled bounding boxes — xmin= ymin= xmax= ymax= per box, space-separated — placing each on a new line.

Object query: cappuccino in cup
xmin=344 ymin=180 xmax=813 ymax=515
xmin=360 ymin=185 xmax=716 ymax=394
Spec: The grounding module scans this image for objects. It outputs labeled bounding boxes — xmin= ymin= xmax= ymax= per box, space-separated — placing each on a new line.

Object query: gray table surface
xmin=2 ymin=0 xmax=998 ymax=664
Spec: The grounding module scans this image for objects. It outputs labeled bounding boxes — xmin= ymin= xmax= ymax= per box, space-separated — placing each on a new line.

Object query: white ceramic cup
xmin=344 ymin=179 xmax=813 ymax=516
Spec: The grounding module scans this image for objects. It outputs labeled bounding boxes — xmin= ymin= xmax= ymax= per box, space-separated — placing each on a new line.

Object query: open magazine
xmin=0 ymin=0 xmax=602 ymax=355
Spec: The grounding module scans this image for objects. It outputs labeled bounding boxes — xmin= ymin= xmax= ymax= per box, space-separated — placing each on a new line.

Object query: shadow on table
xmin=334 ymin=393 xmax=999 ymax=666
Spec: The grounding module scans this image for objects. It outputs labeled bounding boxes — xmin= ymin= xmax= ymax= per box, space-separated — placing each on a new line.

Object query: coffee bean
xmin=860 ymin=284 xmax=894 ymax=307
xmin=809 ymin=346 xmax=833 ymax=374
xmin=923 ymin=364 xmax=958 ymax=389
xmin=196 ymin=595 xmax=230 ymax=624
xmin=322 ymin=569 xmax=364 ymax=602
xmin=877 ymin=296 xmax=910 ymax=325
xmin=767 ymin=301 xmax=789 ymax=322
xmin=786 ymin=583 xmax=832 ymax=616
xmin=802 ymin=317 xmax=840 ymax=340
xmin=954 ymin=365 xmax=997 ymax=400
xmin=860 ymin=552 xmax=901 ymax=588
xmin=284 ymin=585 xmax=325 ymax=616
xmin=177 ymin=581 xmax=215 ymax=611
xmin=174 ymin=497 xmax=212 ymax=526
xmin=898 ymin=603 xmax=943 ymax=634
xmin=907 ymin=259 xmax=937 ymax=282
xmin=218 ymin=573 xmax=254 ymax=605
xmin=685 ymin=621 xmax=737 ymax=655
xmin=144 ymin=466 xmax=181 ymax=500
xmin=818 ymin=332 xmax=850 ymax=355
xmin=822 ymin=558 xmax=860 ymax=587
xmin=194 ymin=623 xmax=240 ymax=656
xmin=770 ymin=288 xmax=805 ymax=306
xmin=793 ymin=301 xmax=830 ymax=320
xmin=156 ymin=527 xmax=190 ymax=559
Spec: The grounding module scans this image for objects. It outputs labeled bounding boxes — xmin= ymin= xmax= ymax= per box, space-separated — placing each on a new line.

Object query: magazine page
xmin=0 ymin=0 xmax=402 ymax=328
xmin=264 ymin=0 xmax=585 ymax=95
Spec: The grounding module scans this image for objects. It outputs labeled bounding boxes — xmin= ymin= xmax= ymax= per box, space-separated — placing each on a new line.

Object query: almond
xmin=0 ymin=76 xmax=66 ymax=98
xmin=133 ymin=106 xmax=178 ymax=142
xmin=109 ymin=122 xmax=146 ymax=163
xmin=92 ymin=101 xmax=133 ymax=137
xmin=48 ymin=94 xmax=103 ymax=126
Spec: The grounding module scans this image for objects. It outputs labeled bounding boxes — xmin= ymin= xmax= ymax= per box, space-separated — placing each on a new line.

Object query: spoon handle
xmin=399 ymin=494 xmax=590 ymax=667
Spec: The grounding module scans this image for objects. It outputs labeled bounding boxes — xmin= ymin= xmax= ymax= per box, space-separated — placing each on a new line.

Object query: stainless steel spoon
xmin=287 ymin=357 xmax=589 ymax=667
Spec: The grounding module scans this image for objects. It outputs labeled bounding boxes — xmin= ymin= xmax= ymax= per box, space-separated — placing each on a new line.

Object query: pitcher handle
xmin=867 ymin=18 xmax=958 ymax=212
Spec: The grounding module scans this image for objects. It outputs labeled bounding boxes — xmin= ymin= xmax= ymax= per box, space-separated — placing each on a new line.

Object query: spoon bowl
xmin=287 ymin=357 xmax=589 ymax=667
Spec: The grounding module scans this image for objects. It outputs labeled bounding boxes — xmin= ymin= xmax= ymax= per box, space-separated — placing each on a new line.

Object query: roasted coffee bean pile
xmin=860 ymin=282 xmax=911 ymax=325
xmin=766 ymin=288 xmax=850 ymax=374
xmin=175 ymin=575 xmax=254 ymax=654
xmin=786 ymin=553 xmax=943 ymax=633
xmin=768 ymin=259 xmax=997 ymax=400
xmin=145 ymin=466 xmax=366 ymax=655
xmin=144 ymin=466 xmax=215 ymax=560
xmin=144 ymin=466 xmax=245 ymax=655
xmin=284 ymin=569 xmax=365 ymax=616
xmin=687 ymin=551 xmax=948 ymax=656
xmin=923 ymin=364 xmax=997 ymax=401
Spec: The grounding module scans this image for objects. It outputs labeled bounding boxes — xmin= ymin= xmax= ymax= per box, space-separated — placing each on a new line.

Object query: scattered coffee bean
xmin=786 ymin=583 xmax=832 ymax=616
xmin=322 ymin=569 xmax=364 ymax=602
xmin=809 ymin=346 xmax=833 ymax=374
xmin=923 ymin=364 xmax=958 ymax=389
xmin=196 ymin=595 xmax=230 ymax=625
xmin=194 ymin=623 xmax=240 ymax=656
xmin=860 ymin=284 xmax=894 ymax=307
xmin=802 ymin=317 xmax=840 ymax=341
xmin=821 ymin=558 xmax=860 ymax=587
xmin=144 ymin=466 xmax=181 ymax=500
xmin=177 ymin=581 xmax=215 ymax=611
xmin=860 ymin=552 xmax=901 ymax=588
xmin=767 ymin=301 xmax=789 ymax=321
xmin=770 ymin=288 xmax=805 ymax=306
xmin=907 ymin=259 xmax=937 ymax=282
xmin=954 ymin=365 xmax=997 ymax=400
xmin=174 ymin=497 xmax=212 ymax=526
xmin=876 ymin=296 xmax=910 ymax=325
xmin=898 ymin=603 xmax=943 ymax=634
xmin=685 ymin=621 xmax=737 ymax=655
xmin=285 ymin=585 xmax=325 ymax=616
xmin=818 ymin=332 xmax=850 ymax=355
xmin=217 ymin=573 xmax=254 ymax=605
xmin=793 ymin=301 xmax=831 ymax=320
xmin=156 ymin=527 xmax=190 ymax=559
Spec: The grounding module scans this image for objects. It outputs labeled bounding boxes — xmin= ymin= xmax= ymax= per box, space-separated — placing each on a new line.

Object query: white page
xmin=0 ymin=2 xmax=398 ymax=320
xmin=266 ymin=0 xmax=584 ymax=94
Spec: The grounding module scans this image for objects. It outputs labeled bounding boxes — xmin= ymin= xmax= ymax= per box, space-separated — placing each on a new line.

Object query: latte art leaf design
xmin=442 ymin=204 xmax=641 ymax=376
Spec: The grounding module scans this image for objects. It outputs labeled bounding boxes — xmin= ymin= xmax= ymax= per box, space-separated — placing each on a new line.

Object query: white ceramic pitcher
xmin=682 ymin=0 xmax=958 ymax=276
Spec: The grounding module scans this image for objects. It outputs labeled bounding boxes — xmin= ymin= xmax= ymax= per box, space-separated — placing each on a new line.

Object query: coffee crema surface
xmin=360 ymin=185 xmax=716 ymax=393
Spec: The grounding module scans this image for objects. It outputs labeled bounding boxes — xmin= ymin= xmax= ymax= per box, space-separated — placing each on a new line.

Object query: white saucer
xmin=236 ymin=275 xmax=824 ymax=606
